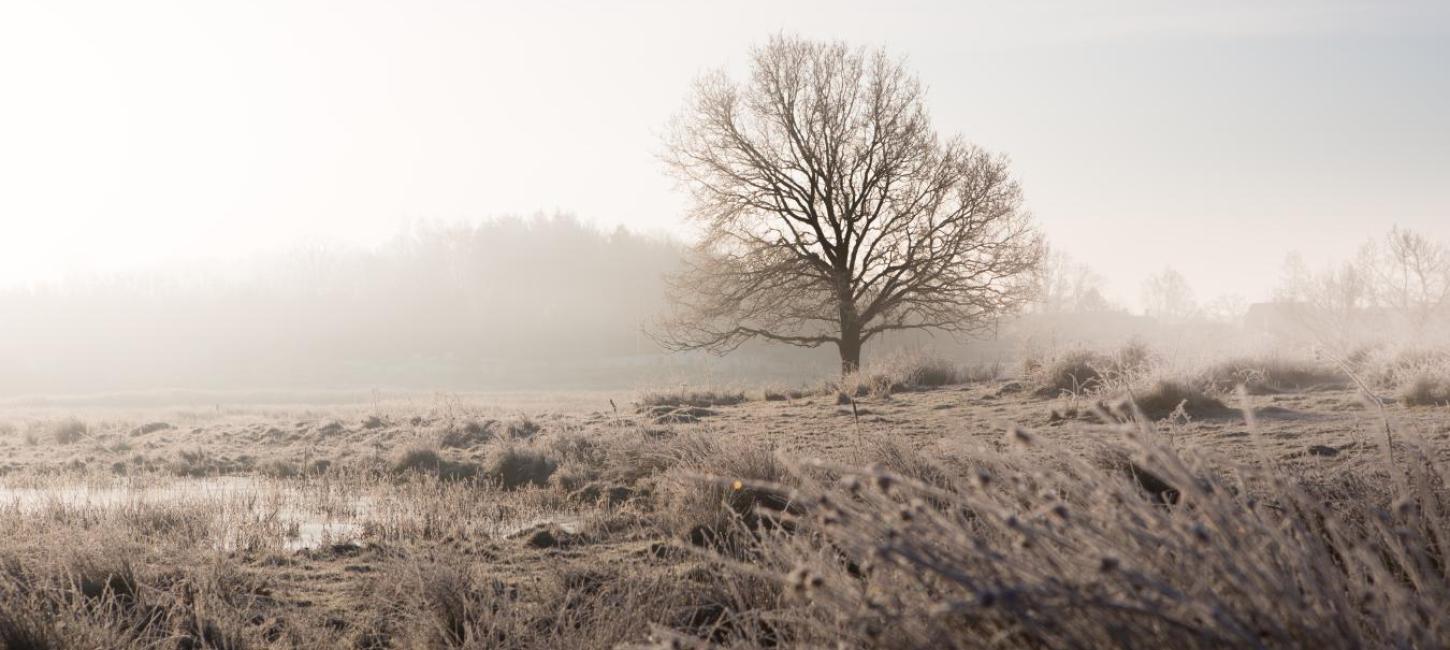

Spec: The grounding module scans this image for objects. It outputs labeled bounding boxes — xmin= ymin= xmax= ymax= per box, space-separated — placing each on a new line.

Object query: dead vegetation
xmin=1123 ymin=379 xmax=1230 ymax=420
xmin=1354 ymin=347 xmax=1450 ymax=406
xmin=638 ymin=388 xmax=747 ymax=409
xmin=1194 ymin=356 xmax=1346 ymax=394
xmin=1399 ymin=372 xmax=1450 ymax=407
xmin=49 ymin=417 xmax=88 ymax=444
xmin=1 ymin=349 xmax=1448 ymax=648
xmin=828 ymin=352 xmax=1002 ymax=401
xmin=1025 ymin=342 xmax=1155 ymax=397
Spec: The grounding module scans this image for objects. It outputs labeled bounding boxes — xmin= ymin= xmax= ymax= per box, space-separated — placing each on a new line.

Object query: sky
xmin=1 ymin=0 xmax=1447 ymax=307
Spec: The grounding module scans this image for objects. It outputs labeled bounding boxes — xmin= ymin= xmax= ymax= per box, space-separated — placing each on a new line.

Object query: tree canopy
xmin=657 ymin=35 xmax=1042 ymax=372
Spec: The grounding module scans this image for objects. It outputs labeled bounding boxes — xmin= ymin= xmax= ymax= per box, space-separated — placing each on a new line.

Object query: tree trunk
xmin=838 ymin=329 xmax=862 ymax=375
xmin=836 ymin=274 xmax=862 ymax=375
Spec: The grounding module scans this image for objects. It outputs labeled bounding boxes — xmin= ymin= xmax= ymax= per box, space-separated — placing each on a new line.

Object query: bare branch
xmin=654 ymin=35 xmax=1043 ymax=372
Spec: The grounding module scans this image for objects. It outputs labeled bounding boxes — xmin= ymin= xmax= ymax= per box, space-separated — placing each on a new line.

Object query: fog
xmin=0 ymin=215 xmax=755 ymax=398
xmin=5 ymin=209 xmax=1444 ymax=402
xmin=1 ymin=2 xmax=1447 ymax=402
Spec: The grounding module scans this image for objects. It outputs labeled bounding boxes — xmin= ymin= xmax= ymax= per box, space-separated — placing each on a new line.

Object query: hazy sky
xmin=2 ymin=0 xmax=1446 ymax=306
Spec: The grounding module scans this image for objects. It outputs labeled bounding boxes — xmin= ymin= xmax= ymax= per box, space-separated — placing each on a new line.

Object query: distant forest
xmin=0 ymin=215 xmax=853 ymax=396
xmin=6 ymin=214 xmax=1365 ymax=399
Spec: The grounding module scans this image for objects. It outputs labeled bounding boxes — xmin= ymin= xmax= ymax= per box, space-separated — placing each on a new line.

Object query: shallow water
xmin=0 ymin=476 xmax=586 ymax=551
xmin=0 ymin=477 xmax=365 ymax=551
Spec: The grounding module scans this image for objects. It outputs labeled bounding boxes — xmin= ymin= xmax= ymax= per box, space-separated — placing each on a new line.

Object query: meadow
xmin=1 ymin=347 xmax=1448 ymax=649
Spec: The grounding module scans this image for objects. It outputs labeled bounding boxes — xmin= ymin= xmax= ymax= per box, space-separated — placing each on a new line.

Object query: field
xmin=2 ymin=352 xmax=1449 ymax=649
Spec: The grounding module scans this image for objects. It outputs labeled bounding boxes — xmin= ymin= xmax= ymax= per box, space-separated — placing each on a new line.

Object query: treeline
xmin=0 ymin=215 xmax=842 ymax=396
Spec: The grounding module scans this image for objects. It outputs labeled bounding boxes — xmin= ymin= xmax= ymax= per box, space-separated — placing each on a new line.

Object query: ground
xmin=1 ymin=379 xmax=1448 ymax=648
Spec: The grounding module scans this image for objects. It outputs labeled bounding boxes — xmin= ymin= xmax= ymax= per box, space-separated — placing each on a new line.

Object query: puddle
xmin=0 ymin=476 xmax=588 ymax=551
xmin=0 ymin=477 xmax=365 ymax=551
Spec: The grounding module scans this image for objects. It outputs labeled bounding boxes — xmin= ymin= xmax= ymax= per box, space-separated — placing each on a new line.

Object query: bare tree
xmin=1273 ymin=252 xmax=1375 ymax=342
xmin=656 ymin=35 xmax=1042 ymax=373
xmin=1031 ymin=247 xmax=1111 ymax=314
xmin=1140 ymin=268 xmax=1197 ymax=322
xmin=1362 ymin=226 xmax=1450 ymax=334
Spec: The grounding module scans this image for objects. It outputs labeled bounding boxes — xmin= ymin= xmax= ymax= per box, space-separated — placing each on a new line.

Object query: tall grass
xmin=725 ymin=425 xmax=1450 ymax=648
xmin=1 ymin=382 xmax=1447 ymax=648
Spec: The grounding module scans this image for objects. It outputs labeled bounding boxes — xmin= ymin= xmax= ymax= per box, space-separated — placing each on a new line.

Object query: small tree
xmin=656 ymin=35 xmax=1042 ymax=373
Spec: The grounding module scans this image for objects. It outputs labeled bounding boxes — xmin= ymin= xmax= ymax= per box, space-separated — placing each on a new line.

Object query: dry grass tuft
xmin=438 ymin=419 xmax=496 ymax=448
xmin=638 ymin=388 xmax=747 ymax=409
xmin=49 ymin=418 xmax=87 ymax=445
xmin=1399 ymin=372 xmax=1450 ymax=407
xmin=655 ymin=434 xmax=794 ymax=551
xmin=392 ymin=445 xmax=480 ymax=481
xmin=1124 ymin=379 xmax=1230 ymax=420
xmin=1027 ymin=342 xmax=1155 ymax=397
xmin=828 ymin=352 xmax=995 ymax=399
xmin=761 ymin=386 xmax=809 ymax=401
xmin=1195 ymin=356 xmax=1345 ymax=394
xmin=482 ymin=444 xmax=558 ymax=490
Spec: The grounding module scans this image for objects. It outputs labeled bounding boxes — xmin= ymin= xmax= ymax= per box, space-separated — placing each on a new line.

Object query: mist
xmin=0 ymin=214 xmax=798 ymax=398
xmin=4 ymin=5 xmax=1450 ymax=648
xmin=6 ymin=210 xmax=1444 ymax=403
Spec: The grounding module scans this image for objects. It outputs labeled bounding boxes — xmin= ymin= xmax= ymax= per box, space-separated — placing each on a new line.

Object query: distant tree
xmin=1032 ymin=247 xmax=1112 ymax=313
xmin=656 ymin=35 xmax=1042 ymax=373
xmin=1274 ymin=227 xmax=1450 ymax=341
xmin=1202 ymin=294 xmax=1248 ymax=323
xmin=1360 ymin=226 xmax=1450 ymax=334
xmin=1140 ymin=268 xmax=1197 ymax=321
xmin=1273 ymin=252 xmax=1376 ymax=342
